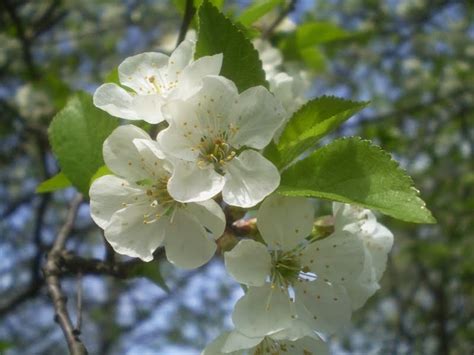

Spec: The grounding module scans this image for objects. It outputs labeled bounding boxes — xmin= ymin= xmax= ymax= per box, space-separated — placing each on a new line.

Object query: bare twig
xmin=43 ymin=194 xmax=87 ymax=355
xmin=263 ymin=0 xmax=297 ymax=39
xmin=176 ymin=0 xmax=195 ymax=47
xmin=75 ymin=273 xmax=83 ymax=333
xmin=0 ymin=281 xmax=43 ymax=317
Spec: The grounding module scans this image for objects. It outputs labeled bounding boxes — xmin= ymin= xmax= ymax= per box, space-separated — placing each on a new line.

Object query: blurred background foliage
xmin=0 ymin=0 xmax=473 ymax=354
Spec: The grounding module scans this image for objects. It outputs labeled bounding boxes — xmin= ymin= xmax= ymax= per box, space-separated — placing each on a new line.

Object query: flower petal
xmin=228 ymin=86 xmax=285 ymax=149
xmin=104 ymin=204 xmax=166 ymax=262
xmin=118 ymin=52 xmax=169 ymax=93
xmin=183 ymin=199 xmax=226 ymax=238
xmin=365 ymin=223 xmax=393 ymax=280
xmin=232 ymin=285 xmax=294 ymax=337
xmin=187 ymin=75 xmax=238 ymax=127
xmin=175 ymin=54 xmax=223 ymax=98
xmin=301 ymin=230 xmax=365 ymax=284
xmin=163 ymin=209 xmax=216 ymax=269
xmin=131 ymin=94 xmax=166 ymax=124
xmin=257 ymin=194 xmax=314 ymax=251
xmin=224 ymin=240 xmax=271 ymax=287
xmin=93 ymin=83 xmax=139 ymax=120
xmin=157 ymin=100 xmax=202 ymax=161
xmin=223 ymin=150 xmax=280 ymax=208
xmin=343 ymin=248 xmax=380 ymax=310
xmin=294 ymin=279 xmax=352 ymax=335
xmin=89 ymin=175 xmax=146 ymax=229
xmin=103 ymin=125 xmax=153 ymax=181
xmin=270 ymin=316 xmax=314 ymax=341
xmin=167 ymin=160 xmax=225 ymax=203
xmin=201 ymin=332 xmax=245 ymax=355
xmin=168 ymin=39 xmax=194 ymax=74
xmin=222 ymin=331 xmax=263 ymax=353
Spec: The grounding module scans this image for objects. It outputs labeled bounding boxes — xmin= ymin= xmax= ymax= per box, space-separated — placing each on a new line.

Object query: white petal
xmin=103 ymin=125 xmax=152 ymax=181
xmin=168 ymin=39 xmax=194 ymax=73
xmin=118 ymin=52 xmax=169 ymax=93
xmin=344 ymin=249 xmax=380 ymax=310
xmin=104 ymin=204 xmax=166 ymax=262
xmin=175 ymin=54 xmax=223 ymax=98
xmin=278 ymin=336 xmax=329 ymax=355
xmin=133 ymin=138 xmax=166 ymax=160
xmin=257 ymin=194 xmax=314 ymax=251
xmin=131 ymin=94 xmax=166 ymax=124
xmin=168 ymin=160 xmax=225 ymax=203
xmin=163 ymin=209 xmax=216 ymax=269
xmin=301 ymin=231 xmax=365 ymax=284
xmin=232 ymin=285 xmax=294 ymax=337
xmin=228 ymin=86 xmax=285 ymax=149
xmin=184 ymin=199 xmax=226 ymax=238
xmin=89 ymin=175 xmax=146 ymax=229
xmin=222 ymin=331 xmax=263 ymax=353
xmin=201 ymin=332 xmax=245 ymax=355
xmin=365 ymin=223 xmax=393 ymax=280
xmin=93 ymin=83 xmax=139 ymax=120
xmin=224 ymin=240 xmax=271 ymax=287
xmin=294 ymin=279 xmax=352 ymax=335
xmin=187 ymin=75 xmax=238 ymax=132
xmin=270 ymin=316 xmax=314 ymax=341
xmin=157 ymin=100 xmax=201 ymax=161
xmin=223 ymin=150 xmax=280 ymax=208
xmin=333 ymin=202 xmax=377 ymax=234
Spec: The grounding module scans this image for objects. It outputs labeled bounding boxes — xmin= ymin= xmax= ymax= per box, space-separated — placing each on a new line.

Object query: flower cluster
xmin=89 ymin=39 xmax=394 ymax=353
xmin=90 ymin=38 xmax=285 ymax=267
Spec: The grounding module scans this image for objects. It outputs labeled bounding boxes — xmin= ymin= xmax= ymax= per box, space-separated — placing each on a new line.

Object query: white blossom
xmin=202 ymin=330 xmax=328 ymax=355
xmin=253 ymin=39 xmax=311 ymax=140
xmin=332 ymin=203 xmax=394 ymax=309
xmin=89 ymin=125 xmax=225 ymax=269
xmin=157 ymin=75 xmax=285 ymax=208
xmin=93 ymin=39 xmax=222 ymax=124
xmin=253 ymin=39 xmax=283 ymax=79
xmin=225 ymin=195 xmax=365 ymax=338
xmin=15 ymin=84 xmax=54 ymax=121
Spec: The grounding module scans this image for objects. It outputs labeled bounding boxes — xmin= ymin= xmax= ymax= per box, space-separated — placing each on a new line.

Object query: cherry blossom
xmin=93 ymin=39 xmax=222 ymax=123
xmin=157 ymin=75 xmax=285 ymax=208
xmin=89 ymin=125 xmax=225 ymax=268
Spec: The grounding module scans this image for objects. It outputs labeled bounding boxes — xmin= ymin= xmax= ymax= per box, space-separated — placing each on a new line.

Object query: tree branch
xmin=176 ymin=0 xmax=195 ymax=47
xmin=263 ymin=0 xmax=297 ymax=39
xmin=43 ymin=194 xmax=88 ymax=355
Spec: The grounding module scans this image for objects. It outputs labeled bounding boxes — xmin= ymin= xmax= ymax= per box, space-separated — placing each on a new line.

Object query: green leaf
xmin=196 ymin=0 xmax=267 ymax=91
xmin=300 ymin=47 xmax=326 ymax=72
xmin=270 ymin=96 xmax=368 ymax=168
xmin=279 ymin=137 xmax=436 ymax=224
xmin=296 ymin=21 xmax=352 ymax=47
xmin=36 ymin=172 xmax=72 ymax=193
xmin=89 ymin=165 xmax=113 ymax=185
xmin=104 ymin=67 xmax=120 ymax=85
xmin=130 ymin=261 xmax=170 ymax=292
xmin=0 ymin=340 xmax=12 ymax=352
xmin=49 ymin=92 xmax=119 ymax=195
xmin=237 ymin=0 xmax=283 ymax=27
xmin=172 ymin=0 xmax=224 ymax=14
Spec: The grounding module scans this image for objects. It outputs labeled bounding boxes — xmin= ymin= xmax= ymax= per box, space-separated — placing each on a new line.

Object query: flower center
xmin=144 ymin=176 xmax=174 ymax=207
xmin=197 ymin=135 xmax=236 ymax=174
xmin=253 ymin=338 xmax=290 ymax=355
xmin=139 ymin=177 xmax=177 ymax=224
xmin=270 ymin=250 xmax=302 ymax=288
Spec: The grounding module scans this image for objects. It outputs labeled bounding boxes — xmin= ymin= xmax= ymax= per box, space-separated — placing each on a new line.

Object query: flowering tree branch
xmin=43 ymin=194 xmax=88 ymax=355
